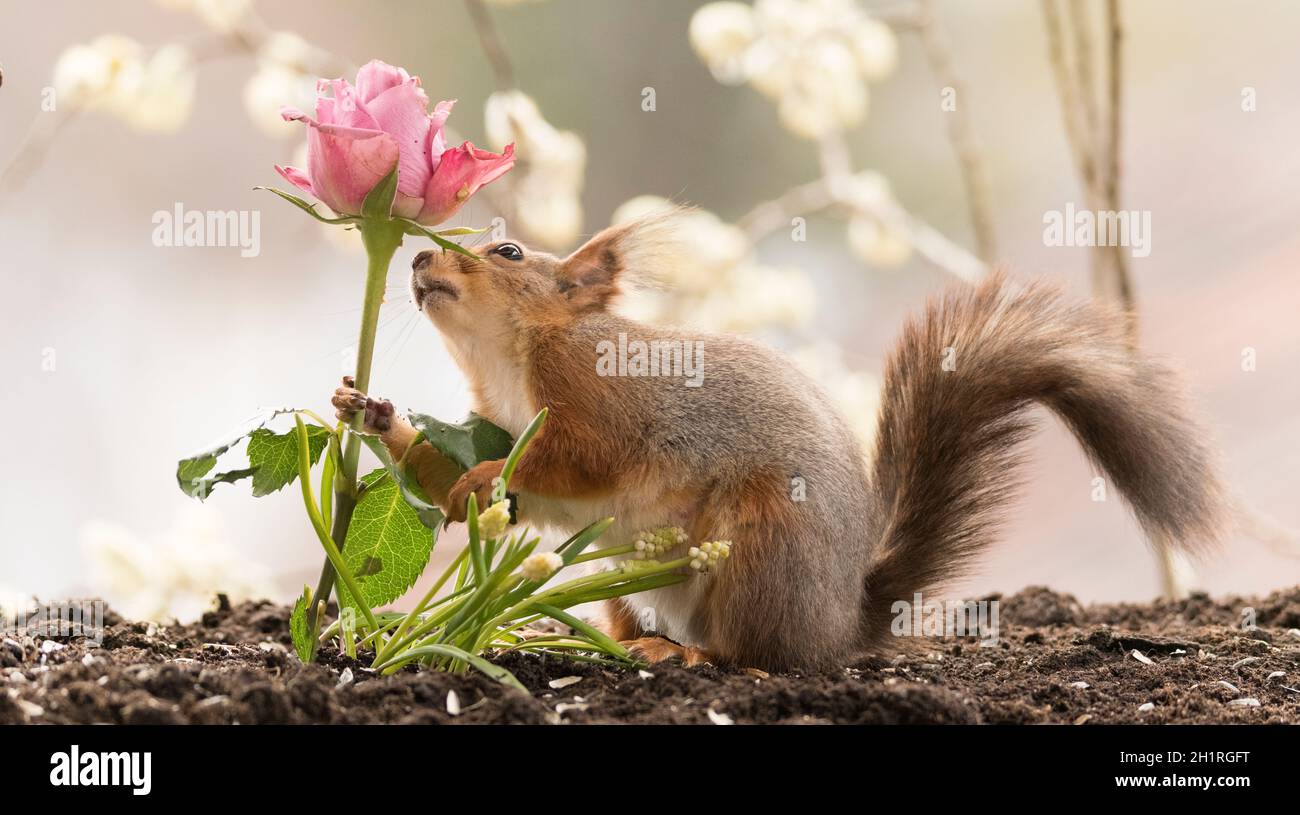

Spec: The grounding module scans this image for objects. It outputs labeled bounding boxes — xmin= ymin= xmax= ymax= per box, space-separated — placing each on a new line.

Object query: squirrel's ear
xmin=557 ymin=208 xmax=690 ymax=311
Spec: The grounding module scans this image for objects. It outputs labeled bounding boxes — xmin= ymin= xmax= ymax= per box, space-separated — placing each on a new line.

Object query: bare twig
xmin=463 ymin=0 xmax=516 ymax=90
xmin=915 ymin=0 xmax=999 ymax=262
xmin=1042 ymin=0 xmax=1098 ymax=193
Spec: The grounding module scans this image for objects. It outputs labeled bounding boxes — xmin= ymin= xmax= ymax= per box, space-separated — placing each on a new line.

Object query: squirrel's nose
xmin=412 ymin=249 xmax=436 ymax=271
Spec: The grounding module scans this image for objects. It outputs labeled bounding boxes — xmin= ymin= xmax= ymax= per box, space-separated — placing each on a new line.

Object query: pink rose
xmin=275 ymin=59 xmax=515 ymax=224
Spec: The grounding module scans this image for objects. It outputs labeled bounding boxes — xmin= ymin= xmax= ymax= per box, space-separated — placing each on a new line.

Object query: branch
xmin=915 ymin=0 xmax=999 ymax=262
xmin=464 ymin=0 xmax=516 ymax=90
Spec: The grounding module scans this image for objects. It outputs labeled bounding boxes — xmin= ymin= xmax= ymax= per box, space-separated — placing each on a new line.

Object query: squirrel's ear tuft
xmin=557 ymin=207 xmax=694 ymax=311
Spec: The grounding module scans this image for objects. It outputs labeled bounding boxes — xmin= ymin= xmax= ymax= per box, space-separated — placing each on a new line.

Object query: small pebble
xmin=1227 ymin=698 xmax=1260 ymax=708
xmin=548 ymin=676 xmax=582 ymax=690
xmin=1137 ymin=702 xmax=1155 ymax=712
xmin=1070 ymin=681 xmax=1089 ymax=689
xmin=706 ymin=707 xmax=734 ymax=725
xmin=1130 ymin=649 xmax=1154 ymax=665
xmin=446 ymin=690 xmax=461 ymax=716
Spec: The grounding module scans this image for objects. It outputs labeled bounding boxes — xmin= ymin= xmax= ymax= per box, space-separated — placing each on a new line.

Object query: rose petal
xmin=317 ymin=78 xmax=379 ymax=131
xmin=365 ymin=79 xmax=434 ymax=196
xmin=274 ymin=164 xmax=316 ymax=197
xmin=418 ymin=141 xmax=515 ymax=225
xmin=302 ymin=116 xmax=401 ymax=216
xmin=426 ymin=99 xmax=456 ymax=174
xmin=355 ymin=59 xmax=411 ymax=105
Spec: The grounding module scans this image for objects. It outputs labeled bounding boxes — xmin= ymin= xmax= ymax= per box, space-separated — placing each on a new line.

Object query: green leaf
xmin=359 ymin=434 xmax=446 ymax=530
xmin=408 ymin=412 xmax=515 ymax=472
xmin=335 ymin=469 xmax=435 ymax=617
xmin=373 ymin=643 xmax=525 ymax=690
xmin=255 ymin=186 xmax=360 ymax=225
xmin=530 ymin=602 xmax=628 ymax=658
xmin=396 ymin=218 xmax=480 ymax=258
xmin=289 ymin=586 xmax=314 ymax=663
xmin=362 ymin=164 xmax=400 ymax=220
xmin=177 ymin=408 xmax=299 ymax=499
xmin=246 ymin=424 xmax=330 ymax=497
xmin=434 ymin=226 xmax=487 ymax=237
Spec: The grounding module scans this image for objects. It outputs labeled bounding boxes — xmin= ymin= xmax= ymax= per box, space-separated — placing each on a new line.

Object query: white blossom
xmin=477 ymin=501 xmax=512 ymax=541
xmin=485 ymin=90 xmax=586 ymax=248
xmin=80 ymin=506 xmax=273 ymax=623
xmin=53 ymin=36 xmax=195 ymax=132
xmin=690 ymin=0 xmax=899 ymax=139
xmin=520 ymin=551 xmax=564 ymax=582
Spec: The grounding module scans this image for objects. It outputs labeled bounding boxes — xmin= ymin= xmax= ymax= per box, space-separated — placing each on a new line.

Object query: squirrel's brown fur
xmin=332 ymin=215 xmax=1224 ymax=671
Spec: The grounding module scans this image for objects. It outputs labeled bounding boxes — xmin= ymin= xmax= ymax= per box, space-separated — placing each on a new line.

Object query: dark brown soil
xmin=3 ymin=587 xmax=1298 ymax=725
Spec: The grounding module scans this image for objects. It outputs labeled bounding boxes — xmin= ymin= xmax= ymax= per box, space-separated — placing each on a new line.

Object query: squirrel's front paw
xmin=331 ymin=375 xmax=395 ymax=435
xmin=446 ymin=459 xmax=506 ymax=523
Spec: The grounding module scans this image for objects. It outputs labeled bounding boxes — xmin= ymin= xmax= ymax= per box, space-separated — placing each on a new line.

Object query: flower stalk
xmin=306 ymin=218 xmax=404 ymax=634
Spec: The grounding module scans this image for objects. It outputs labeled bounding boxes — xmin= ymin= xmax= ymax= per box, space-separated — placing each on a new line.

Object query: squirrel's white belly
xmin=517 ymin=491 xmax=708 ymax=645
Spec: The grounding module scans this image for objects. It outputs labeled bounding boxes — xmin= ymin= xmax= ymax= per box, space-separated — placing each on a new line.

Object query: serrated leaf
xmin=177 ymin=407 xmax=301 ymax=499
xmin=362 ymin=164 xmax=400 ymax=220
xmin=396 ymin=218 xmax=479 ymax=258
xmin=336 ymin=469 xmax=435 ymax=617
xmin=289 ymin=586 xmax=313 ymax=663
xmin=246 ymin=424 xmax=330 ymax=497
xmin=408 ymin=412 xmax=514 ymax=472
xmin=255 ymin=186 xmax=360 ymax=225
xmin=359 ymin=435 xmax=446 ymax=529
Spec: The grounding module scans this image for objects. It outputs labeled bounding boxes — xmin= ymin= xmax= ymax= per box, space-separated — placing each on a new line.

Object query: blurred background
xmin=1 ymin=0 xmax=1297 ymax=622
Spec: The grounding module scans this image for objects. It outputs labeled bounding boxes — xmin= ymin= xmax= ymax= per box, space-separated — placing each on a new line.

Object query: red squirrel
xmin=331 ymin=214 xmax=1224 ymax=671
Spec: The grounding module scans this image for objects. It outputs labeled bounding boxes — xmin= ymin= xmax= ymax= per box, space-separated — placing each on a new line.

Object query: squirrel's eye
xmin=492 ymin=243 xmax=524 ymax=261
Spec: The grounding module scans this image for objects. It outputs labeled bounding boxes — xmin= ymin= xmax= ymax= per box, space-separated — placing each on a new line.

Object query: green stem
xmin=295 ymin=417 xmax=380 ymax=633
xmin=306 ymin=219 xmax=405 ymax=635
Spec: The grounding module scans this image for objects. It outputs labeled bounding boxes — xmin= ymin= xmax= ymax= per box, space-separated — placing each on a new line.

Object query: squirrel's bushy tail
xmin=860 ymin=273 xmax=1224 ymax=646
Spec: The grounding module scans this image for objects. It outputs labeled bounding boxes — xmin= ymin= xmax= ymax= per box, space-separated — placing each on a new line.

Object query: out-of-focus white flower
xmin=193 ymin=0 xmax=253 ymax=33
xmin=690 ymin=2 xmax=759 ymax=84
xmin=0 ymin=585 xmax=28 ymax=618
xmin=850 ymin=16 xmax=898 ymax=81
xmin=611 ymin=196 xmax=748 ymax=295
xmin=791 ymin=340 xmax=881 ymax=447
xmin=610 ymin=196 xmax=816 ymax=332
xmin=477 ymin=501 xmax=511 ymax=541
xmin=53 ymin=36 xmax=195 ymax=132
xmin=53 ymin=35 xmax=143 ymax=109
xmin=690 ymin=0 xmax=898 ymax=139
xmin=116 ymin=44 xmax=196 ymax=132
xmin=245 ymin=63 xmax=315 ymax=137
xmin=485 ymin=90 xmax=586 ymax=248
xmin=520 ymin=552 xmax=563 ymax=582
xmin=244 ymin=33 xmax=320 ymax=137
xmin=153 ymin=0 xmax=253 ymax=32
xmin=80 ymin=506 xmax=274 ymax=623
xmin=848 ymin=215 xmax=912 ymax=268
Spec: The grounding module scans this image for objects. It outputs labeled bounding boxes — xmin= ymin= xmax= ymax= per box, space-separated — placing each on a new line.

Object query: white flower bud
xmin=520 ymin=551 xmax=564 ymax=582
xmin=476 ymin=501 xmax=511 ymax=541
